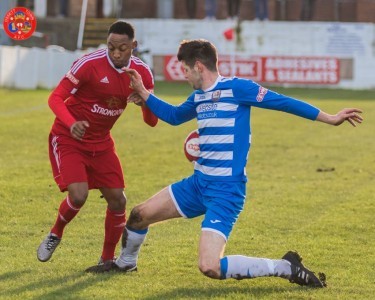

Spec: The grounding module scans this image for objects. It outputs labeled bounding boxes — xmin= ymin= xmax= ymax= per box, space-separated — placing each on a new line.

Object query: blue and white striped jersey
xmin=146 ymin=76 xmax=320 ymax=182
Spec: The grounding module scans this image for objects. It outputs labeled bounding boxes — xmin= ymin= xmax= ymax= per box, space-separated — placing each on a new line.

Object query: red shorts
xmin=49 ymin=133 xmax=125 ymax=192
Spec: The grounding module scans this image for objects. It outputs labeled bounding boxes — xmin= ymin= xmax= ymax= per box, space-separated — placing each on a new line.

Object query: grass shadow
xmin=1 ymin=269 xmax=115 ymax=299
xmin=0 ymin=269 xmax=32 ymax=281
xmin=141 ymin=285 xmax=312 ymax=300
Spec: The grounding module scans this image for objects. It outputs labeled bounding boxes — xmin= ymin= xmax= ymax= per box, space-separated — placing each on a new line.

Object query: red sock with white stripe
xmin=51 ymin=196 xmax=82 ymax=238
xmin=101 ymin=208 xmax=126 ymax=261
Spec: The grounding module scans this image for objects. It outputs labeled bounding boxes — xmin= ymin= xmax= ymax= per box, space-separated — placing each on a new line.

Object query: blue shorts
xmin=170 ymin=174 xmax=246 ymax=241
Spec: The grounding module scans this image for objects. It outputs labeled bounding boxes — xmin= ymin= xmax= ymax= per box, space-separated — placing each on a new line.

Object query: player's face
xmin=182 ymin=61 xmax=203 ymax=90
xmin=107 ymin=33 xmax=136 ymax=68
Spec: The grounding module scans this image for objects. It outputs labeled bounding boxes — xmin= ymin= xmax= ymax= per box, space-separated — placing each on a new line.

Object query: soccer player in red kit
xmin=37 ymin=21 xmax=158 ymax=270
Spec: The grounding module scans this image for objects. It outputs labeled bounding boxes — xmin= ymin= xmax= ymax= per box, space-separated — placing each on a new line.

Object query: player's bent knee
xmin=118 ymin=195 xmax=126 ymax=209
xmin=110 ymin=194 xmax=126 ymax=211
xmin=199 ymin=263 xmax=221 ymax=279
xmin=102 ymin=189 xmax=127 ymax=211
xmin=69 ymin=191 xmax=88 ymax=207
xmin=127 ymin=206 xmax=144 ymax=227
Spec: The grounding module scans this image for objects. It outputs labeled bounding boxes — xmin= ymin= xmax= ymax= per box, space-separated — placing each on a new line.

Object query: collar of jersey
xmin=203 ymin=75 xmax=223 ymax=92
xmin=106 ymin=49 xmax=131 ymax=73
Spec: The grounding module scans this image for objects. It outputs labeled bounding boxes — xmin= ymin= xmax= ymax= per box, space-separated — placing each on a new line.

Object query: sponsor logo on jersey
xmin=212 ymin=90 xmax=221 ymax=102
xmin=197 ymin=103 xmax=217 ymax=120
xmin=106 ymin=97 xmax=121 ymax=109
xmin=3 ymin=7 xmax=37 ymax=40
xmin=197 ymin=103 xmax=217 ymax=113
xmin=100 ymin=76 xmax=109 ymax=83
xmin=91 ymin=104 xmax=124 ymax=116
xmin=198 ymin=112 xmax=217 ymax=119
xmin=256 ymin=86 xmax=268 ymax=102
xmin=65 ymin=71 xmax=79 ymax=85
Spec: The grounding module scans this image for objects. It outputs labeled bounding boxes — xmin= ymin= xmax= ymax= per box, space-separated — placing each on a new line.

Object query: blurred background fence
xmin=1 ymin=0 xmax=374 ymax=89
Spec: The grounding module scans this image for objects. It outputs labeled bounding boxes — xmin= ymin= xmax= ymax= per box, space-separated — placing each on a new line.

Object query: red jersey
xmin=49 ymin=48 xmax=158 ymax=146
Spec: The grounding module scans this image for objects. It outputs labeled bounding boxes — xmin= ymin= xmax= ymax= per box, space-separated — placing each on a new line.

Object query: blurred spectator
xmin=301 ymin=0 xmax=316 ymax=21
xmin=96 ymin=0 xmax=104 ymax=18
xmin=186 ymin=0 xmax=197 ymax=18
xmin=18 ymin=0 xmax=34 ymax=10
xmin=254 ymin=0 xmax=268 ymax=21
xmin=58 ymin=0 xmax=68 ymax=18
xmin=205 ymin=0 xmax=217 ymax=20
xmin=227 ymin=0 xmax=241 ymax=20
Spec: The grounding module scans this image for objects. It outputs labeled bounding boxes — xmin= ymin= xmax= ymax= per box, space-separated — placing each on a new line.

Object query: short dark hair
xmin=177 ymin=39 xmax=218 ymax=72
xmin=108 ymin=21 xmax=135 ymax=39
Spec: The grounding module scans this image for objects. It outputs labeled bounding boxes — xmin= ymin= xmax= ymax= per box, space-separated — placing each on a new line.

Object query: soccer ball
xmin=184 ymin=129 xmax=200 ymax=162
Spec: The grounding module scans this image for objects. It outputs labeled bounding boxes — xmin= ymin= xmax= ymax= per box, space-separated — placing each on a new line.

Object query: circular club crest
xmin=184 ymin=130 xmax=200 ymax=162
xmin=3 ymin=7 xmax=37 ymax=40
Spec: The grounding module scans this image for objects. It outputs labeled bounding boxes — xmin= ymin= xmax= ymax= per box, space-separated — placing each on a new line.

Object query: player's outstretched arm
xmin=124 ymin=67 xmax=196 ymax=126
xmin=316 ymin=108 xmax=363 ymax=127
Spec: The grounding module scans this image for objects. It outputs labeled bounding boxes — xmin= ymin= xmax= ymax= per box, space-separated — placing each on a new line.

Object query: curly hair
xmin=108 ymin=21 xmax=135 ymax=40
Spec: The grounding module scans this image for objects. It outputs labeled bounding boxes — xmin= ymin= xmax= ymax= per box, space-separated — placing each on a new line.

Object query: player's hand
xmin=70 ymin=121 xmax=89 ymax=140
xmin=333 ymin=108 xmax=363 ymax=127
xmin=127 ymin=92 xmax=145 ymax=106
xmin=123 ymin=67 xmax=151 ymax=101
xmin=123 ymin=67 xmax=144 ymax=92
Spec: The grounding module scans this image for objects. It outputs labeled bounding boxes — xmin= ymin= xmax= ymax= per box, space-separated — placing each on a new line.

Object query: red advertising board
xmin=164 ymin=55 xmax=261 ymax=81
xmin=217 ymin=55 xmax=261 ymax=80
xmin=164 ymin=55 xmax=340 ymax=85
xmin=260 ymin=56 xmax=340 ymax=84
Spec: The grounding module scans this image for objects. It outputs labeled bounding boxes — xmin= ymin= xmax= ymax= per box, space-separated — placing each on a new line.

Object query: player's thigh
xmin=129 ymin=187 xmax=181 ymax=228
xmin=89 ymin=149 xmax=124 ymax=189
xmin=170 ymin=175 xmax=207 ymax=218
xmin=202 ymin=181 xmax=246 ymax=240
xmin=49 ymin=134 xmax=88 ymax=191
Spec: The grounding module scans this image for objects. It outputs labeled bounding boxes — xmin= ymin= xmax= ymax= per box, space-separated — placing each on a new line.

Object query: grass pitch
xmin=0 ymin=83 xmax=374 ymax=299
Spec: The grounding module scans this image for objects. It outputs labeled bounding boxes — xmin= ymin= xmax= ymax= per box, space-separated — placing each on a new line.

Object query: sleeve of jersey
xmin=141 ymin=105 xmax=158 ymax=127
xmin=48 ymin=79 xmax=77 ymax=128
xmin=146 ymin=94 xmax=197 ymax=126
xmin=48 ymin=61 xmax=90 ymax=128
xmin=140 ymin=67 xmax=158 ymax=127
xmin=236 ymin=79 xmax=320 ymax=120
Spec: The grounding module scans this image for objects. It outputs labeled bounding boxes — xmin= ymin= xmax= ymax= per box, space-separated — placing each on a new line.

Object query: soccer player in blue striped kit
xmin=88 ymin=39 xmax=363 ymax=287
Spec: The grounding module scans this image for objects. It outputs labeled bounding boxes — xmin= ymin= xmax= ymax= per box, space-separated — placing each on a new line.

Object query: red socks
xmin=50 ymin=197 xmax=125 ymax=261
xmin=101 ymin=208 xmax=126 ymax=261
xmin=51 ymin=196 xmax=82 ymax=238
